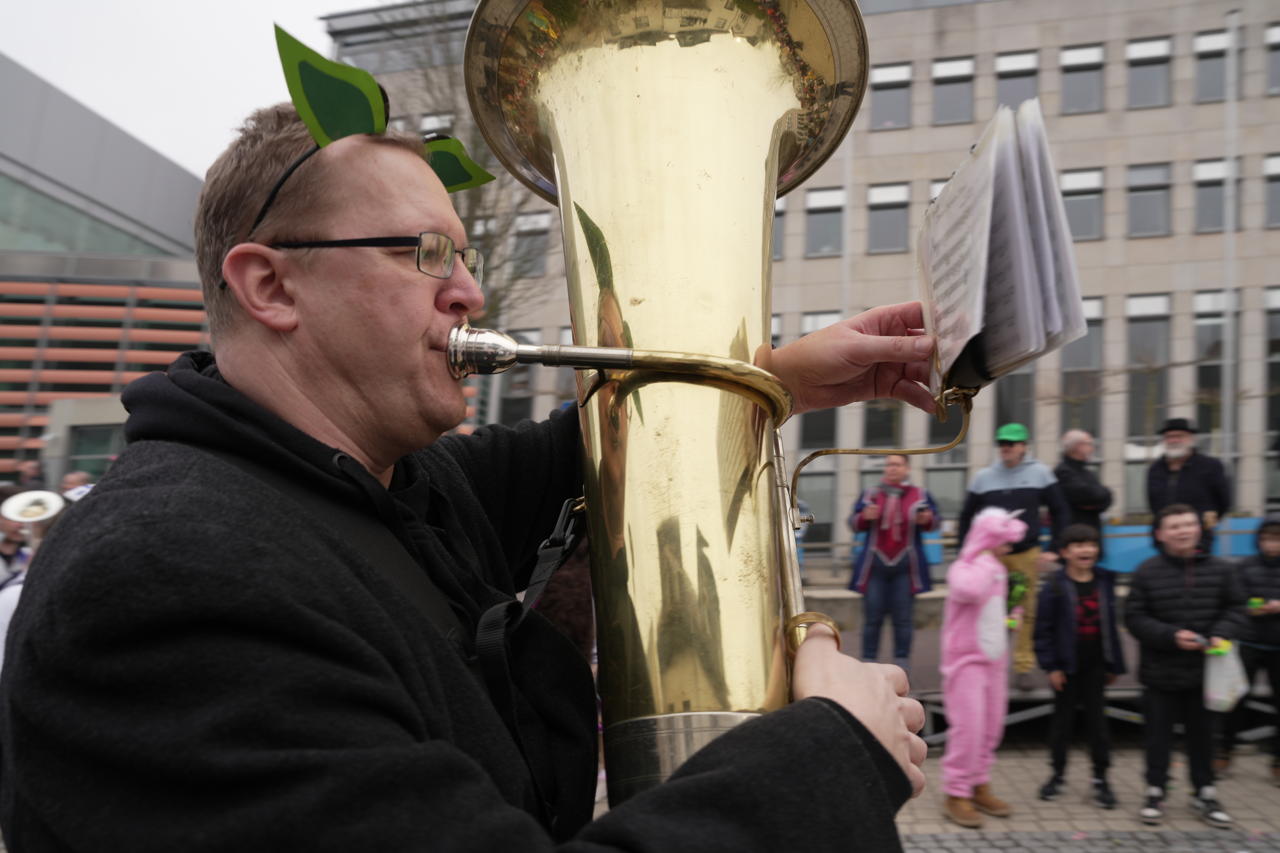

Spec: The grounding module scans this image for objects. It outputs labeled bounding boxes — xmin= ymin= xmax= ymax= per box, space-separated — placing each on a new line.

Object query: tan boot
xmin=943 ymin=795 xmax=984 ymax=828
xmin=972 ymin=783 xmax=1013 ymax=817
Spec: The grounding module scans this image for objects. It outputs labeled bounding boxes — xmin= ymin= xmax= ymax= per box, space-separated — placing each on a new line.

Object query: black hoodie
xmin=0 ymin=353 xmax=909 ymax=852
xmin=1238 ymin=515 xmax=1280 ymax=648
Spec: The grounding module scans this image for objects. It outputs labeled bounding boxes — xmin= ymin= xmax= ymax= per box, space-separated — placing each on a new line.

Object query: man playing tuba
xmin=0 ymin=101 xmax=939 ymax=850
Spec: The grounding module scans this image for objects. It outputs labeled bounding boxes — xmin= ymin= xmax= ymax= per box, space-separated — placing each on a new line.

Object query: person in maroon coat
xmin=848 ymin=454 xmax=939 ymax=671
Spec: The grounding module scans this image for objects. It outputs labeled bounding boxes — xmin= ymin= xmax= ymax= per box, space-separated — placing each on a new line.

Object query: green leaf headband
xmin=220 ymin=27 xmax=498 ymax=287
xmin=246 ymin=25 xmax=493 ymax=240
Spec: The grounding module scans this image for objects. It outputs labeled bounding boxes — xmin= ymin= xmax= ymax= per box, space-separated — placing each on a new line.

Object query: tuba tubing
xmin=462 ymin=0 xmax=869 ymax=804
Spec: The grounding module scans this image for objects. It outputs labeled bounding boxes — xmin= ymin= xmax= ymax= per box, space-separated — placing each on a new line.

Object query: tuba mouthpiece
xmin=446 ymin=322 xmax=520 ymax=379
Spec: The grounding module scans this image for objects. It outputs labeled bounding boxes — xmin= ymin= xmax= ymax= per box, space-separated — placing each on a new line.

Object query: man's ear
xmin=221 ymin=243 xmax=299 ymax=332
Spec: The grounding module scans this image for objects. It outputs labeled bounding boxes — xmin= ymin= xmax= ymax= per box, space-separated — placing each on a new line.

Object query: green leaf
xmin=275 ymin=24 xmax=386 ymax=147
xmin=423 ymin=137 xmax=496 ymax=193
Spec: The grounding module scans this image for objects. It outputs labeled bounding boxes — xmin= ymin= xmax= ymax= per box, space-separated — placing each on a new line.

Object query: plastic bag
xmin=1204 ymin=643 xmax=1248 ymax=712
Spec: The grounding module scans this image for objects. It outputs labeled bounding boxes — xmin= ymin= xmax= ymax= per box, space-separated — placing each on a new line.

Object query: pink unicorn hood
xmin=959 ymin=507 xmax=1028 ymax=561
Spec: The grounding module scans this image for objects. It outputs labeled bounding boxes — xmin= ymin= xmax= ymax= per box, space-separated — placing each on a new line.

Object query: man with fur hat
xmin=1146 ymin=418 xmax=1230 ymax=553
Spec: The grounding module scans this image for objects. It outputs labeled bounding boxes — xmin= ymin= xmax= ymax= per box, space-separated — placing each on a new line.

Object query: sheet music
xmin=917 ymin=116 xmax=998 ymax=395
xmin=978 ymin=107 xmax=1043 ymax=375
xmin=1014 ymin=100 xmax=1063 ymax=346
xmin=1017 ymin=99 xmax=1086 ymax=348
xmin=915 ymin=100 xmax=1087 ymax=394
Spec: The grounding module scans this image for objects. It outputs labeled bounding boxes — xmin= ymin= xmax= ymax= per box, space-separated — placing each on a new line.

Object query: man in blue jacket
xmin=1034 ymin=523 xmax=1125 ymax=809
xmin=958 ymin=423 xmax=1070 ymax=686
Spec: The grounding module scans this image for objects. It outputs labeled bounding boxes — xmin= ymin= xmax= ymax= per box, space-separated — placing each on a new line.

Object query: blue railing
xmin=824 ymin=516 xmax=1267 ymax=577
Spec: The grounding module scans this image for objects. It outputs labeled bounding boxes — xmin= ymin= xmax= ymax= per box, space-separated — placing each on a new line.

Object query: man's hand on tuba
xmin=770 ymin=300 xmax=935 ymax=415
xmin=794 ymin=623 xmax=928 ymax=797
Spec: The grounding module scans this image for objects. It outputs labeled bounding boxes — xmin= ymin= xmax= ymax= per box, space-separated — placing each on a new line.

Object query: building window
xmin=1269 ymin=25 xmax=1280 ymax=96
xmin=420 ymin=113 xmax=455 ymax=134
xmin=801 ymin=409 xmax=837 ymax=448
xmin=1194 ymin=31 xmax=1230 ymax=103
xmin=995 ymin=51 xmax=1038 ymax=108
xmin=1060 ymin=45 xmax=1104 ymax=114
xmin=863 ymin=400 xmax=902 ymax=448
xmin=926 ymin=399 xmax=968 ymax=522
xmin=932 ymin=57 xmax=974 ymax=125
xmin=867 ymin=183 xmax=910 ymax=253
xmin=805 ymin=189 xmax=845 ymax=256
xmin=1266 ymin=288 xmax=1280 ymax=507
xmin=1193 ymin=292 xmax=1228 ymax=436
xmin=512 ymin=212 xmax=551 ymax=278
xmin=499 ymin=329 xmax=540 ymax=425
xmin=1266 ymin=154 xmax=1280 ymax=227
xmin=553 ymin=327 xmax=578 ymax=408
xmin=870 ymin=63 xmax=912 ymax=130
xmin=772 ymin=197 xmax=785 ymax=260
xmin=1127 ymin=163 xmax=1171 ymax=237
xmin=1126 ymin=294 xmax=1170 ymax=441
xmin=1193 ymin=159 xmax=1239 ymax=233
xmin=799 ymin=312 xmax=840 ymax=447
xmin=67 ymin=424 xmax=125 ymax=479
xmin=796 ymin=471 xmax=835 ymax=555
xmin=1061 ymin=299 xmax=1103 ymax=439
xmin=994 ymin=363 xmax=1035 ymax=435
xmin=1127 ymin=37 xmax=1172 ymax=109
xmin=1060 ymin=169 xmax=1104 ymax=240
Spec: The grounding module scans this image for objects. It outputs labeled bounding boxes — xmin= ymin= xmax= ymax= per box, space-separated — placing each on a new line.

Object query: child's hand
xmin=1048 ymin=670 xmax=1066 ymax=691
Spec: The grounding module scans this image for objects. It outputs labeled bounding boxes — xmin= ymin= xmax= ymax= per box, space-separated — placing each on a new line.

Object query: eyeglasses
xmin=270 ymin=232 xmax=483 ymax=286
xmin=997 ymin=440 xmax=1018 ymax=447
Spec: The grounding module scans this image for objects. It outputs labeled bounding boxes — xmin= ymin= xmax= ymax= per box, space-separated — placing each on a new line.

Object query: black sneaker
xmin=1191 ymin=786 xmax=1234 ymax=829
xmin=1139 ymin=786 xmax=1164 ymax=825
xmin=1091 ymin=778 xmax=1117 ymax=809
xmin=1038 ymin=775 xmax=1064 ymax=801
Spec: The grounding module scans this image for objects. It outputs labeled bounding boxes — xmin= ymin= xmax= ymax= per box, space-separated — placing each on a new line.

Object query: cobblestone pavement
xmin=897 ymin=740 xmax=1280 ymax=851
xmin=902 ymin=829 xmax=1280 ymax=851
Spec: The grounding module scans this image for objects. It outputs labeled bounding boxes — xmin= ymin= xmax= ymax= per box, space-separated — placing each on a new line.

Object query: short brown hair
xmin=194 ymin=103 xmax=423 ymax=341
xmin=1155 ymin=503 xmax=1199 ymax=529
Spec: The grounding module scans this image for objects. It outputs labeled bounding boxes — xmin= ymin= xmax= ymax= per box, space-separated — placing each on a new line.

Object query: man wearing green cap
xmin=958 ymin=423 xmax=1070 ymax=687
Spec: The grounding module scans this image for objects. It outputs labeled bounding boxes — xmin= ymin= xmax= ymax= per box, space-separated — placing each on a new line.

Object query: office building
xmin=323 ymin=0 xmax=1279 ymax=551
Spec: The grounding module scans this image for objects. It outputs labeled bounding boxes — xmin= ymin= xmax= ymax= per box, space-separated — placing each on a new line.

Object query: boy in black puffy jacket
xmin=1124 ymin=504 xmax=1247 ymax=830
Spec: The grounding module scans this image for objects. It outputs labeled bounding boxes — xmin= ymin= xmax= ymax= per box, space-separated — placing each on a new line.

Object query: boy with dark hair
xmin=1034 ymin=524 xmax=1125 ymax=807
xmin=1218 ymin=513 xmax=1280 ymax=786
xmin=1125 ymin=504 xmax=1247 ymax=829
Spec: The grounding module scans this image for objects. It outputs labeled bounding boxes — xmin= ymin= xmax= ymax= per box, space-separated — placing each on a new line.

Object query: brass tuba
xmin=458 ymin=0 xmax=870 ymax=804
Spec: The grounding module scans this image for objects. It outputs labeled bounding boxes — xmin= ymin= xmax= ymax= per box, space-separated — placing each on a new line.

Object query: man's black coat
xmin=1123 ymin=549 xmax=1247 ymax=691
xmin=0 ymin=353 xmax=910 ymax=852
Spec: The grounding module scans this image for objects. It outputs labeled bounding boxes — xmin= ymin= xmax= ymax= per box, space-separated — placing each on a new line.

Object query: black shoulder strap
xmin=199 ymin=447 xmax=465 ymax=644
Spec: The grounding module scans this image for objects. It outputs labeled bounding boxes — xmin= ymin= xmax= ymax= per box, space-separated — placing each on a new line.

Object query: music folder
xmin=916 ymin=98 xmax=1086 ymax=397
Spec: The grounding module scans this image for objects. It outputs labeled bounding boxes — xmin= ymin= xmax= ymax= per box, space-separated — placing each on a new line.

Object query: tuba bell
xmin=459 ymin=0 xmax=869 ymax=804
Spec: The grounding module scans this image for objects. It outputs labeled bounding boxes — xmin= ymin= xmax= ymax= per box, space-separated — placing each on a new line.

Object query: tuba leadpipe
xmin=462 ymin=0 xmax=869 ymax=804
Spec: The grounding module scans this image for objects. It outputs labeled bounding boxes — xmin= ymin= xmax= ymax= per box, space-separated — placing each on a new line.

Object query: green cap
xmin=996 ymin=423 xmax=1029 ymax=442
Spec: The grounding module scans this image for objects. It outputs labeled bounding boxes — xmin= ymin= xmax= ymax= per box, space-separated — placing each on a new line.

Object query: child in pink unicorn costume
xmin=940 ymin=507 xmax=1027 ymax=828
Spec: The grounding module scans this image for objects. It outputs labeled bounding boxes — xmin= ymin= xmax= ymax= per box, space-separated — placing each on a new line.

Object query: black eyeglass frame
xmin=268 ymin=233 xmax=484 ymax=285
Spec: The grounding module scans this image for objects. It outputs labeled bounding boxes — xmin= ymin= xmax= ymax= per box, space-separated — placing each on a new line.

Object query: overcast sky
xmin=1 ymin=0 xmax=347 ymax=178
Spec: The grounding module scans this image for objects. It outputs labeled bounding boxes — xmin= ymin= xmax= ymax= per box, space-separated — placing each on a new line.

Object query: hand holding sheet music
xmin=917 ymin=98 xmax=1086 ymax=396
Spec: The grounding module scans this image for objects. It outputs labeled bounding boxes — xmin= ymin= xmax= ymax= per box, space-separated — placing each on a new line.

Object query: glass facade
xmin=0 ymin=174 xmax=169 ymax=256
